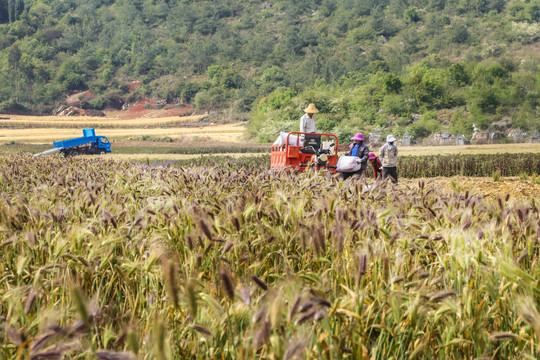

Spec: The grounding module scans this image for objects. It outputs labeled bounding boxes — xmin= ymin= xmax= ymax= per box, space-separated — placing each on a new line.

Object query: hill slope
xmin=1 ymin=0 xmax=540 ymax=141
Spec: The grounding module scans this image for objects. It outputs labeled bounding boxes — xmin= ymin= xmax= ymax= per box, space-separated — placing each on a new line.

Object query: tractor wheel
xmin=71 ymin=151 xmax=78 ymax=157
xmin=100 ymin=150 xmax=106 ymax=155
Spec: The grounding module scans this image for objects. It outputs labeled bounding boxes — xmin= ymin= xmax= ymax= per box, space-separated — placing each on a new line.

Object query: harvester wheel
xmin=100 ymin=150 xmax=106 ymax=155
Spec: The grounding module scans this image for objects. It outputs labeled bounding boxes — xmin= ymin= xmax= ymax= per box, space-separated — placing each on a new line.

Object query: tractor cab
xmin=98 ymin=136 xmax=112 ymax=153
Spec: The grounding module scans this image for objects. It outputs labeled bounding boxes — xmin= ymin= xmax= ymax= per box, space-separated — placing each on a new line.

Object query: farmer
xmin=368 ymin=152 xmax=383 ymax=179
xmin=379 ymin=134 xmax=398 ymax=183
xmin=341 ymin=132 xmax=370 ymax=180
xmin=300 ymin=103 xmax=318 ymax=133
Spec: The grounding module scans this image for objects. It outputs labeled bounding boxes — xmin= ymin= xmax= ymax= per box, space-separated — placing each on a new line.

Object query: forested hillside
xmin=1 ymin=0 xmax=540 ymax=141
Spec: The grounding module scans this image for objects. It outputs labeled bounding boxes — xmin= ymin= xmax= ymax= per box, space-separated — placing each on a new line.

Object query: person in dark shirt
xmin=341 ymin=133 xmax=369 ymax=180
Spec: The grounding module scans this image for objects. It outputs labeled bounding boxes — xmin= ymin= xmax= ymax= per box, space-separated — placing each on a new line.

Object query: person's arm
xmin=300 ymin=116 xmax=305 ymax=133
xmin=359 ymin=146 xmax=369 ymax=162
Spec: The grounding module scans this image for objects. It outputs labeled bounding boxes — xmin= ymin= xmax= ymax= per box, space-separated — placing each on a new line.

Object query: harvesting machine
xmin=271 ymin=132 xmax=338 ymax=173
xmin=34 ymin=128 xmax=111 ymax=157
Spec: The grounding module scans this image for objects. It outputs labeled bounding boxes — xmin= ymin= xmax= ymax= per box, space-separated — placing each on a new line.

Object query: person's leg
xmin=390 ymin=167 xmax=398 ymax=183
xmin=382 ymin=167 xmax=390 ymax=181
xmin=341 ymin=172 xmax=352 ymax=180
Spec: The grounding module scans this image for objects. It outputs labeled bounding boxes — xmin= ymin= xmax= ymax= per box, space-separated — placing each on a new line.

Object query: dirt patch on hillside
xmin=107 ymin=99 xmax=194 ymax=120
xmin=406 ymin=177 xmax=540 ymax=199
xmin=65 ymin=90 xmax=94 ymax=105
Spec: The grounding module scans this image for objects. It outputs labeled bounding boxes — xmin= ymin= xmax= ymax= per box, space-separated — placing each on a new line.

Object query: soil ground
xmin=106 ymin=101 xmax=194 ymax=120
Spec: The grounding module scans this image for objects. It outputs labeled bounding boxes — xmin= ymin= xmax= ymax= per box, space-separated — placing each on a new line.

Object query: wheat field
xmin=1 ymin=154 xmax=539 ymax=359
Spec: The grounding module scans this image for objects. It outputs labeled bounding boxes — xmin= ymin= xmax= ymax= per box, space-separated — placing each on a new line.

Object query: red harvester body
xmin=271 ymin=132 xmax=339 ymax=173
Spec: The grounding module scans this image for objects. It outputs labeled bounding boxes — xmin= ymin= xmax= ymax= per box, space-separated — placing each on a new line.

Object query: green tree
xmin=448 ymin=22 xmax=469 ymax=43
xmin=56 ymin=59 xmax=87 ymax=91
xmin=0 ymin=0 xmax=8 ymax=23
xmin=8 ymin=44 xmax=21 ymax=102
xmin=448 ymin=63 xmax=470 ymax=86
xmin=405 ymin=68 xmax=445 ymax=109
xmin=221 ymin=69 xmax=243 ymax=89
xmin=383 ymin=73 xmax=403 ymax=94
xmin=407 ymin=111 xmax=441 ymax=138
xmin=403 ymin=8 xmax=420 ymax=24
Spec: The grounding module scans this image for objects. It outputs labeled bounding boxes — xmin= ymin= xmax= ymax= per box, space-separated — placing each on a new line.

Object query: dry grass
xmin=398 ymin=143 xmax=540 ymax=155
xmin=0 ymin=123 xmax=246 ymax=143
xmin=401 ymin=176 xmax=540 ymax=199
xmin=0 ymin=114 xmax=206 ymax=127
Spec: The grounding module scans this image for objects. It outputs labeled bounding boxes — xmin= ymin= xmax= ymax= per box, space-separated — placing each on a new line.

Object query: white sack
xmin=273 ymin=132 xmax=304 ymax=147
xmin=337 ymin=155 xmax=362 ymax=172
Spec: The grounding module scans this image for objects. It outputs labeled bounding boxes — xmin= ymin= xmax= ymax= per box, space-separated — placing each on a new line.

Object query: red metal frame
xmin=271 ymin=132 xmax=339 ymax=173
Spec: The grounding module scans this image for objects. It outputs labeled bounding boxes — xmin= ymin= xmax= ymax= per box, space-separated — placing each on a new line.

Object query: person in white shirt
xmin=300 ymin=103 xmax=318 ymax=133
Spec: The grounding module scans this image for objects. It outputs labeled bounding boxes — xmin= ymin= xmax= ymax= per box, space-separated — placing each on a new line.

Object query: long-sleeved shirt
xmin=370 ymin=157 xmax=383 ymax=179
xmin=347 ymin=143 xmax=369 ymax=170
xmin=300 ymin=114 xmax=316 ymax=133
xmin=379 ymin=144 xmax=398 ymax=167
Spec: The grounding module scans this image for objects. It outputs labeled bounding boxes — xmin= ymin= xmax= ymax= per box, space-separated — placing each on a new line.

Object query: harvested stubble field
xmin=397 ymin=143 xmax=540 ymax=156
xmin=1 ymin=154 xmax=540 ymax=359
xmin=0 ymin=123 xmax=245 ymax=143
xmin=0 ymin=114 xmax=207 ymax=129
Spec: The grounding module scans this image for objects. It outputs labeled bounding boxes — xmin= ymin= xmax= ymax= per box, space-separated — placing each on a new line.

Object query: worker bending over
xmin=368 ymin=152 xmax=382 ymax=179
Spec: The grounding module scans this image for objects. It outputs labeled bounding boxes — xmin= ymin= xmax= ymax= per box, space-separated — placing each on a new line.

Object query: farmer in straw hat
xmin=379 ymin=134 xmax=398 ymax=183
xmin=341 ymin=132 xmax=370 ymax=180
xmin=300 ymin=103 xmax=318 ymax=133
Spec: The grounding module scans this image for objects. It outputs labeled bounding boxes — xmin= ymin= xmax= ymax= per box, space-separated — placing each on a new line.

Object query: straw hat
xmin=304 ymin=103 xmax=319 ymax=113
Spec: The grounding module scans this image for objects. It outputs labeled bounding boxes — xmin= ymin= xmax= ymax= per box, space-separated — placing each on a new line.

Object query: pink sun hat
xmin=350 ymin=133 xmax=364 ymax=141
xmin=368 ymin=152 xmax=377 ymax=160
